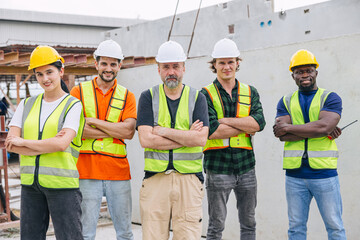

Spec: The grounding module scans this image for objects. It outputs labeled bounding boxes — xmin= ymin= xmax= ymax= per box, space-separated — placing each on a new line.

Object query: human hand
xmin=273 ymin=118 xmax=290 ymax=137
xmin=327 ymin=126 xmax=342 ymax=140
xmin=86 ymin=117 xmax=97 ymax=128
xmin=153 ymin=125 xmax=166 ymax=136
xmin=218 ymin=118 xmax=227 ymax=125
xmin=56 ymin=129 xmax=67 ymax=138
xmin=190 ymin=120 xmax=203 ymax=131
xmin=5 ymin=135 xmax=25 ymax=149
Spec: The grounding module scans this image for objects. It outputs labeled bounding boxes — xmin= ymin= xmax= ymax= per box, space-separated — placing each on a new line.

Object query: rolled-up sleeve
xmin=249 ymin=86 xmax=266 ymax=132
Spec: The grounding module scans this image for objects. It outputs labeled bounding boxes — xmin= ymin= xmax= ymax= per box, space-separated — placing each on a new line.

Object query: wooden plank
xmin=11 ymin=53 xmax=31 ymax=66
xmin=15 ymin=75 xmax=21 ymax=105
xmin=134 ymin=57 xmax=146 ymax=65
xmin=63 ymin=55 xmax=75 ymax=66
xmin=19 ymin=74 xmax=33 ymax=87
xmin=0 ymin=66 xmax=97 ymax=75
xmin=145 ymin=57 xmax=157 ymax=65
xmin=0 ymin=52 xmax=19 ymax=65
xmin=0 ymin=220 xmax=20 ymax=230
xmin=86 ymin=55 xmax=95 ymax=66
xmin=75 ymin=55 xmax=87 ymax=64
xmin=0 ymin=51 xmax=4 ymax=61
xmin=123 ymin=56 xmax=134 ymax=65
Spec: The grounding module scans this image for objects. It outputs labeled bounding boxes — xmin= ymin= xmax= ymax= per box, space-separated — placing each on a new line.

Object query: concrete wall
xmin=117 ymin=33 xmax=360 ymax=239
xmin=108 ymin=0 xmax=360 ymax=59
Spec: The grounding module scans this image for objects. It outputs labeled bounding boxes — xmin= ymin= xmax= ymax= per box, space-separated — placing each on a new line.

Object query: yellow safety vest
xmin=79 ymin=80 xmax=128 ymax=158
xmin=283 ymin=88 xmax=338 ymax=169
xmin=144 ymin=84 xmax=203 ymax=173
xmin=203 ymin=81 xmax=252 ymax=152
xmin=20 ymin=94 xmax=85 ymax=189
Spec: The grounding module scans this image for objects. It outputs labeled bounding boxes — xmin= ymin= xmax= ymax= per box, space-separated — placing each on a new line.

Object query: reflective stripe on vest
xmin=79 ymin=79 xmax=127 ymax=158
xmin=144 ymin=84 xmax=203 ymax=173
xmin=20 ymin=94 xmax=84 ymax=189
xmin=282 ymin=88 xmax=338 ymax=169
xmin=203 ymin=81 xmax=252 ymax=152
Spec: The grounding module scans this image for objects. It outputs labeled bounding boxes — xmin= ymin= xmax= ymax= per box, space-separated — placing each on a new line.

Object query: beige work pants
xmin=140 ymin=172 xmax=204 ymax=240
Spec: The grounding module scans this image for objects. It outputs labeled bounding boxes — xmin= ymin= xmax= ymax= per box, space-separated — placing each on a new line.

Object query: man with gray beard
xmin=136 ymin=40 xmax=209 ymax=240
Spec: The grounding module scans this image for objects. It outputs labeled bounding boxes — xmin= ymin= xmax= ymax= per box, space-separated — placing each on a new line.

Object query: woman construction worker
xmin=5 ymin=45 xmax=85 ymax=240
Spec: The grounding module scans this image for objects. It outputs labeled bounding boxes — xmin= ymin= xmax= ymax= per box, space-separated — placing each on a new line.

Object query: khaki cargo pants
xmin=140 ymin=171 xmax=204 ymax=240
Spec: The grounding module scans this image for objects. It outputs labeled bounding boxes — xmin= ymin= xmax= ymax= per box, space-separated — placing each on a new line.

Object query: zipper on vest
xmin=168 ymin=121 xmax=175 ymax=170
xmin=34 ymin=131 xmax=43 ymax=183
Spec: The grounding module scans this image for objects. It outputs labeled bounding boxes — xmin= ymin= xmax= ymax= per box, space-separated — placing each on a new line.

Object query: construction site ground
xmin=0 ymin=160 xmax=169 ymax=240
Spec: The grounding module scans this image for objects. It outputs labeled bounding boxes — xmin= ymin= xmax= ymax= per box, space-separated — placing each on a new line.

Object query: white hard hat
xmin=155 ymin=41 xmax=187 ymax=63
xmin=94 ymin=39 xmax=124 ymax=60
xmin=211 ymin=38 xmax=240 ymax=58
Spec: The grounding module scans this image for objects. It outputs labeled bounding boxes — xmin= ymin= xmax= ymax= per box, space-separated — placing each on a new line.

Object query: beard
xmin=164 ymin=75 xmax=180 ymax=89
xmin=99 ymin=71 xmax=116 ymax=82
xmin=299 ymin=82 xmax=315 ymax=91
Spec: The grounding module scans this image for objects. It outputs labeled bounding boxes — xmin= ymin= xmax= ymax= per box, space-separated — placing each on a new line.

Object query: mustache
xmin=165 ymin=75 xmax=178 ymax=81
xmin=103 ymin=71 xmax=115 ymax=75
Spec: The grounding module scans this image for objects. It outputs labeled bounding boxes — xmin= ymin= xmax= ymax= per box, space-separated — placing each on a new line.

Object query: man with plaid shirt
xmin=201 ymin=38 xmax=265 ymax=240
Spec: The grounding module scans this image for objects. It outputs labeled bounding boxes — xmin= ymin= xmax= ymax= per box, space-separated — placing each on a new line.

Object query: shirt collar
xmin=93 ymin=77 xmax=117 ymax=92
xmin=214 ymin=78 xmax=239 ymax=92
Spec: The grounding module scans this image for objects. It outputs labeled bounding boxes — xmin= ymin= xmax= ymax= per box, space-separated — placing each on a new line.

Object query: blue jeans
xmin=286 ymin=176 xmax=346 ymax=240
xmin=206 ymin=169 xmax=257 ymax=240
xmin=80 ymin=179 xmax=133 ymax=240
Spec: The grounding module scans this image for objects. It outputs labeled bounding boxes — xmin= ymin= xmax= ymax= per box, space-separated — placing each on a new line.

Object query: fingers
xmin=328 ymin=126 xmax=342 ymax=140
xmin=190 ymin=120 xmax=203 ymax=131
xmin=56 ymin=130 xmax=66 ymax=137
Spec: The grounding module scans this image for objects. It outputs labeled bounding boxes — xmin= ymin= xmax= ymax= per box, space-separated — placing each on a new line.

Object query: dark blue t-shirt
xmin=276 ymin=89 xmax=342 ymax=179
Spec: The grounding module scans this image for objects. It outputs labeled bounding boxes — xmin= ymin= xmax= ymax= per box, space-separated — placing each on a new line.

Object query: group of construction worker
xmin=3 ymin=37 xmax=346 ymax=240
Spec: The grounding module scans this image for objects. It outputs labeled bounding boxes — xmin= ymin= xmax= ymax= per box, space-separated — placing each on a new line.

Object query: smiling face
xmin=158 ymin=62 xmax=185 ymax=89
xmin=95 ymin=56 xmax=121 ymax=83
xmin=214 ymin=58 xmax=239 ymax=82
xmin=292 ymin=65 xmax=318 ymax=91
xmin=35 ymin=65 xmax=63 ymax=93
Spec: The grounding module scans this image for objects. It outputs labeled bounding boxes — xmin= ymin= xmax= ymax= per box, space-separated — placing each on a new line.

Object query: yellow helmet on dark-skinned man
xmin=28 ymin=46 xmax=64 ymax=70
xmin=289 ymin=49 xmax=319 ymax=72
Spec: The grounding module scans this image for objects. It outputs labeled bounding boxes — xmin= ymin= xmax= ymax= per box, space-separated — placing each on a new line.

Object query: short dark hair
xmin=208 ymin=57 xmax=242 ymax=73
xmin=96 ymin=56 xmax=121 ymax=64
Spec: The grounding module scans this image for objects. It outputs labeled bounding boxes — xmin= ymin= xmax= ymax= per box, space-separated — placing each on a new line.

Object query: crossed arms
xmin=138 ymin=120 xmax=209 ymax=150
xmin=5 ymin=126 xmax=76 ymax=156
xmin=273 ymin=110 xmax=342 ymax=142
xmin=209 ymin=116 xmax=260 ymax=140
xmin=83 ymin=117 xmax=136 ymax=140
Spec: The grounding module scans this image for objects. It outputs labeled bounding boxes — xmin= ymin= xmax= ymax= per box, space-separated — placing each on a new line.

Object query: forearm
xmin=220 ymin=116 xmax=260 ymax=133
xmin=82 ymin=124 xmax=110 ymax=139
xmin=94 ymin=121 xmax=135 ymax=139
xmin=7 ymin=146 xmax=43 ymax=156
xmin=22 ymin=137 xmax=69 ymax=153
xmin=286 ymin=122 xmax=334 ymax=138
xmin=140 ymin=134 xmax=183 ymax=150
xmin=89 ymin=118 xmax=135 ymax=140
xmin=209 ymin=124 xmax=244 ymax=139
xmin=157 ymin=127 xmax=208 ymax=147
xmin=279 ymin=133 xmax=305 ymax=142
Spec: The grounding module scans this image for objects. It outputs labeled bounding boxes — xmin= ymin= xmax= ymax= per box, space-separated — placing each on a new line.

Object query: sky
xmin=0 ymin=0 xmax=330 ymax=20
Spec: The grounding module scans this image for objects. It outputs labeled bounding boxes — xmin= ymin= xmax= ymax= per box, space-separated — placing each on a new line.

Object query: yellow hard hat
xmin=289 ymin=49 xmax=319 ymax=72
xmin=28 ymin=45 xmax=64 ymax=70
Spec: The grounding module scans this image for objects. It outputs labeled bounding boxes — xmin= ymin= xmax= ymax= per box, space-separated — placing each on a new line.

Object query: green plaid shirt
xmin=200 ymin=79 xmax=266 ymax=175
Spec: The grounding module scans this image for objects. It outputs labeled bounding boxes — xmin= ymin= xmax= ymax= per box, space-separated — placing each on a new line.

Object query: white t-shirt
xmin=9 ymin=94 xmax=82 ymax=134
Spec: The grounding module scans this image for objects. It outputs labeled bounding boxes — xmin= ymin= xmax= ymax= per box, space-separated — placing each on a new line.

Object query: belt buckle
xmin=165 ymin=169 xmax=176 ymax=175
